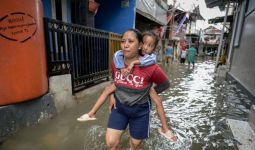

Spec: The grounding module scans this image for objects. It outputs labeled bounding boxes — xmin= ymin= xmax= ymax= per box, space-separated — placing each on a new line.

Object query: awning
xmin=205 ymin=0 xmax=226 ymax=8
xmin=136 ymin=9 xmax=166 ymax=26
xmin=208 ymin=15 xmax=233 ymax=24
xmin=204 ymin=0 xmax=241 ymax=10
xmin=136 ymin=0 xmax=168 ymax=26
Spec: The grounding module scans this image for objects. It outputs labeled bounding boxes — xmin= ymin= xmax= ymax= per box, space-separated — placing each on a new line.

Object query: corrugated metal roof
xmin=208 ymin=15 xmax=233 ymax=24
xmin=204 ymin=0 xmax=242 ymax=9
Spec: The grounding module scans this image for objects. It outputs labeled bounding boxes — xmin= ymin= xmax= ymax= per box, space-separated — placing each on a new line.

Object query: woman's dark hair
xmin=123 ymin=28 xmax=143 ymax=43
xmin=142 ymin=31 xmax=159 ymax=49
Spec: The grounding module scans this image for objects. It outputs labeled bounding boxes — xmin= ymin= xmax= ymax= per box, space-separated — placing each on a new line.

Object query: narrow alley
xmin=1 ymin=0 xmax=255 ymax=149
xmin=0 ymin=57 xmax=252 ymax=150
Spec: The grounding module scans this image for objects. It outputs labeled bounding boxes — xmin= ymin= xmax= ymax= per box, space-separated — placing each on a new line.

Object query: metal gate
xmin=44 ymin=18 xmax=109 ymax=93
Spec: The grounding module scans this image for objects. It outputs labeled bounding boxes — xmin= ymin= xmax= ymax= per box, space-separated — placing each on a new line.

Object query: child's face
xmin=141 ymin=35 xmax=156 ymax=55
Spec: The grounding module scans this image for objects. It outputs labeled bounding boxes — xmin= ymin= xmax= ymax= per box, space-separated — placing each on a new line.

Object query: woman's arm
xmin=151 ymin=66 xmax=170 ymax=93
xmin=108 ymin=93 xmax=116 ymax=113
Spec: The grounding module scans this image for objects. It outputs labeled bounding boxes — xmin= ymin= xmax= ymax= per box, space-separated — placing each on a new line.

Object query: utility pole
xmin=215 ymin=2 xmax=229 ymax=72
xmin=169 ymin=0 xmax=177 ymax=61
xmin=189 ymin=20 xmax=192 ymax=48
xmin=169 ymin=0 xmax=177 ymax=40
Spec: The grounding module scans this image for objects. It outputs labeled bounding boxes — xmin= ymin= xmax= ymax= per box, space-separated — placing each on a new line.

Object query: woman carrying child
xmin=78 ymin=29 xmax=176 ymax=149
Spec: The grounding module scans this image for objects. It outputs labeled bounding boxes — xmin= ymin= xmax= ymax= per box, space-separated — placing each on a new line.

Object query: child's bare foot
xmin=158 ymin=128 xmax=177 ymax=142
xmin=77 ymin=113 xmax=96 ymax=122
xmin=87 ymin=113 xmax=96 ymax=118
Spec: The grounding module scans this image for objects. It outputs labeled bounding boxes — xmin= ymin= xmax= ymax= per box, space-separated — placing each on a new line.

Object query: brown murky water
xmin=0 ymin=58 xmax=252 ymax=150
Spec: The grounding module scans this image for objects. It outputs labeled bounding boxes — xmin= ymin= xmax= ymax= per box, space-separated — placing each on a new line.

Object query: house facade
xmin=205 ymin=0 xmax=255 ymax=102
xmin=227 ymin=0 xmax=255 ymax=102
xmin=0 ymin=0 xmax=169 ymax=141
xmin=202 ymin=26 xmax=221 ymax=55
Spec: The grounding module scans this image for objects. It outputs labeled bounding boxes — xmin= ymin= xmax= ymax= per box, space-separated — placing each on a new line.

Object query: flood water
xmin=0 ymin=58 xmax=253 ymax=150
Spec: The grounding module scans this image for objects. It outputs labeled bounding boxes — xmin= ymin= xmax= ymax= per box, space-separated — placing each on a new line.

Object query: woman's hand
xmin=108 ymin=94 xmax=116 ymax=113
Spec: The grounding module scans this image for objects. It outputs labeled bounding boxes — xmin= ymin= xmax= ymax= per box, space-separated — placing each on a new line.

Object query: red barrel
xmin=0 ymin=0 xmax=48 ymax=105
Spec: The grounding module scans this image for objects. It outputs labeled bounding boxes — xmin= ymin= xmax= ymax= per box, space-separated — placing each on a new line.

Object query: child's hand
xmin=121 ymin=68 xmax=131 ymax=77
xmin=127 ymin=63 xmax=134 ymax=72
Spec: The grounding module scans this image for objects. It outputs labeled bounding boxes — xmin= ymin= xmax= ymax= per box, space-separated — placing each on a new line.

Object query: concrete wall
xmin=66 ymin=0 xmax=72 ymax=23
xmin=0 ymin=94 xmax=57 ymax=142
xmin=249 ymin=105 xmax=255 ymax=132
xmin=228 ymin=2 xmax=255 ymax=101
xmin=0 ymin=74 xmax=78 ymax=141
xmin=61 ymin=0 xmax=68 ymax=22
xmin=49 ymin=74 xmax=76 ymax=113
xmin=42 ymin=0 xmax=72 ymax=23
xmin=42 ymin=0 xmax=52 ymax=18
xmin=42 ymin=0 xmax=134 ymax=32
xmin=95 ymin=0 xmax=136 ymax=34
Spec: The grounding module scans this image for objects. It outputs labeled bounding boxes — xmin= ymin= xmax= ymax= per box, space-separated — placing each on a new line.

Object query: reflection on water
xmin=144 ymin=60 xmax=251 ymax=150
xmin=0 ymin=59 xmax=252 ymax=150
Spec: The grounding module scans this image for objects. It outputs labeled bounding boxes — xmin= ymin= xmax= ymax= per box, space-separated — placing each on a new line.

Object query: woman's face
xmin=121 ymin=31 xmax=141 ymax=59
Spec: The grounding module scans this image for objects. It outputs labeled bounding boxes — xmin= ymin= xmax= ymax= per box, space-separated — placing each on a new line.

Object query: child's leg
xmin=150 ymin=88 xmax=177 ymax=141
xmin=169 ymin=57 xmax=172 ymax=64
xmin=149 ymin=88 xmax=169 ymax=133
xmin=87 ymin=84 xmax=116 ymax=117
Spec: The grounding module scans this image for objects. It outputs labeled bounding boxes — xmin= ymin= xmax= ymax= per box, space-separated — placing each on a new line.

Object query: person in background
xmin=187 ymin=46 xmax=197 ymax=68
xmin=179 ymin=40 xmax=187 ymax=64
xmin=180 ymin=48 xmax=187 ymax=64
xmin=165 ymin=42 xmax=173 ymax=64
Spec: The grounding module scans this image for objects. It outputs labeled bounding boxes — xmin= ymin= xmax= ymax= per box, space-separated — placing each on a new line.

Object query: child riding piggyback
xmin=77 ymin=31 xmax=177 ymax=142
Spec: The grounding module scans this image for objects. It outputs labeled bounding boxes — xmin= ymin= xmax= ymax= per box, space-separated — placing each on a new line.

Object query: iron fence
xmin=44 ymin=18 xmax=109 ymax=93
xmin=109 ymin=33 xmax=122 ymax=72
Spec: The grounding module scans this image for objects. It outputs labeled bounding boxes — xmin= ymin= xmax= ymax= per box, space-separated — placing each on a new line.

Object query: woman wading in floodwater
xmin=106 ymin=29 xmax=173 ymax=150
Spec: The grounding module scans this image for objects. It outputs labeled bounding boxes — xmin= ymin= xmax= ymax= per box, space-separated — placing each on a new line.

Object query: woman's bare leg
xmin=105 ymin=128 xmax=123 ymax=150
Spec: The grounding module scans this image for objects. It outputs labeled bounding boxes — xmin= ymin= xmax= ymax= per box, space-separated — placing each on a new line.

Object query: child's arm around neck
xmin=139 ymin=53 xmax=156 ymax=67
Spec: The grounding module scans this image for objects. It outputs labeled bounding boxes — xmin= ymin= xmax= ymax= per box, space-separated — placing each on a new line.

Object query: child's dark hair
xmin=123 ymin=28 xmax=143 ymax=43
xmin=142 ymin=31 xmax=159 ymax=49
